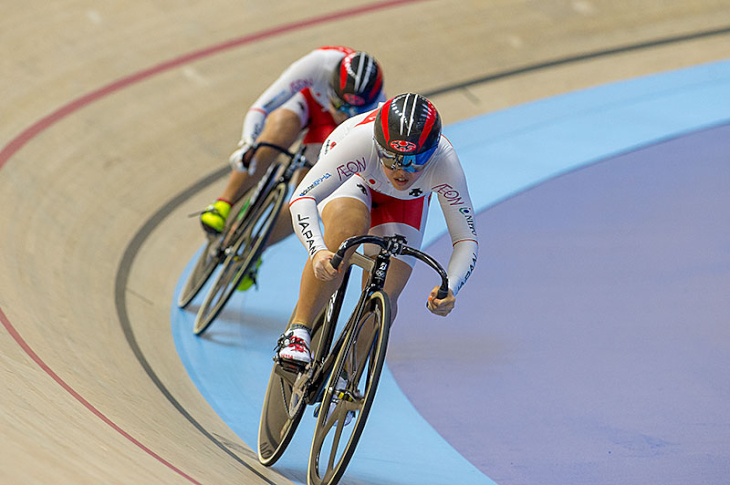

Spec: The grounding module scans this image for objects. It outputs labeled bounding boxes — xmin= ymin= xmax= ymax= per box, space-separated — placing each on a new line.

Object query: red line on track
xmin=0 ymin=0 xmax=427 ymax=482
xmin=0 ymin=0 xmax=425 ymax=170
xmin=0 ymin=307 xmax=204 ymax=484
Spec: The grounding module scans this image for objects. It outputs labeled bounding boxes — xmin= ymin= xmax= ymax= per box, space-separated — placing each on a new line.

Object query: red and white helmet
xmin=373 ymin=93 xmax=442 ymax=172
xmin=329 ymin=52 xmax=384 ymax=116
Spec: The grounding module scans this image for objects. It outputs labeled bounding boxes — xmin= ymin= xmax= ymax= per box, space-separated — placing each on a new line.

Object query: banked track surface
xmin=2 ymin=1 xmax=730 ymax=483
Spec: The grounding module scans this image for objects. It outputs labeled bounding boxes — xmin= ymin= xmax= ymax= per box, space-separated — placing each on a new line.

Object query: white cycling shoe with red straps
xmin=277 ymin=326 xmax=312 ymax=365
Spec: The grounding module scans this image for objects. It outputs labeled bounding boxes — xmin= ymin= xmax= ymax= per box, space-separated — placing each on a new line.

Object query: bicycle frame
xmin=259 ymin=234 xmax=449 ymax=478
xmin=223 ymin=142 xmax=310 ymax=248
xmin=295 ymin=252 xmax=377 ymax=407
xmin=188 ymin=141 xmax=313 ymax=333
xmin=283 ymin=234 xmax=448 ymax=414
xmin=178 ymin=142 xmax=309 ymax=310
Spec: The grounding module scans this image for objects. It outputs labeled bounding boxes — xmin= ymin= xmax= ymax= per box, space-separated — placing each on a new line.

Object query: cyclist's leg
xmin=202 ymin=106 xmax=304 ymax=233
xmin=363 ymin=194 xmax=430 ymax=322
xmin=278 ymin=195 xmax=369 ymax=363
xmin=239 ymin=96 xmax=328 ymax=290
xmin=291 ymin=196 xmax=371 ymax=330
xmin=265 ymin=95 xmax=334 ymax=245
xmin=265 ymin=141 xmax=322 ymax=246
xmin=379 ymin=258 xmax=413 ymax=323
xmin=266 ymin=85 xmax=338 ymax=245
xmin=218 ymin=170 xmax=250 ymax=206
xmin=234 ymin=89 xmax=329 ymax=245
xmin=250 ymin=90 xmax=324 ymax=197
xmin=225 ymin=107 xmax=304 ymax=200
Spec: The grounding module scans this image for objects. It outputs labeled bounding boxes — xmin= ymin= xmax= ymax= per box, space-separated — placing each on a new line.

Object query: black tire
xmin=307 ymin=291 xmax=391 ymax=485
xmin=193 ymin=182 xmax=286 ymax=335
xmin=176 ymin=236 xmax=223 ymax=308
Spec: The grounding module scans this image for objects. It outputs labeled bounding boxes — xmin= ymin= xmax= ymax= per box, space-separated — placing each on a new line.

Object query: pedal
xmin=289 ymin=365 xmax=315 ymax=419
xmin=273 ymin=355 xmax=307 ymax=374
xmin=281 ymin=360 xmax=306 ymax=374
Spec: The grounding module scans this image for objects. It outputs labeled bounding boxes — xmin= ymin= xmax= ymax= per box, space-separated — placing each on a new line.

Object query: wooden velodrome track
xmin=2 ymin=1 xmax=729 ymax=483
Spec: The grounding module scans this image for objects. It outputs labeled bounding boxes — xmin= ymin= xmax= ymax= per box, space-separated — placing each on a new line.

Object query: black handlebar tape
xmin=330 ymin=252 xmax=343 ymax=270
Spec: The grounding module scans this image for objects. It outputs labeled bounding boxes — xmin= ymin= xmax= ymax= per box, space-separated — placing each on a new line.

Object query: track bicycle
xmin=176 ymin=143 xmax=311 ymax=335
xmin=258 ymin=234 xmax=449 ymax=485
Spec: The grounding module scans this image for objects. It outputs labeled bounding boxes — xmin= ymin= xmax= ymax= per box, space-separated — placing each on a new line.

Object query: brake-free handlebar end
xmin=330 ymin=253 xmax=343 ymax=271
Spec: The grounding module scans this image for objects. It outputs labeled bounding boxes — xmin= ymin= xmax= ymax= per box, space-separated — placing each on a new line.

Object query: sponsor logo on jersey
xmin=459 ymin=207 xmax=477 ymax=235
xmin=290 ymin=78 xmax=313 ymax=93
xmin=322 ymin=140 xmax=337 ymax=156
xmin=263 ymin=90 xmax=290 ymax=112
xmin=409 ymin=188 xmax=423 ymax=197
xmin=299 ymin=172 xmax=332 ymax=197
xmin=432 ymin=183 xmax=464 ymax=206
xmin=336 ymin=157 xmax=366 ymax=180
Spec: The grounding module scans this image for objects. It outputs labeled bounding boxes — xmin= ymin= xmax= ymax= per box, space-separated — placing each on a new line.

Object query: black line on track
xmin=423 ymin=25 xmax=730 ymax=98
xmin=113 ymin=22 xmax=730 ymax=484
xmin=112 ymin=166 xmax=282 ymax=484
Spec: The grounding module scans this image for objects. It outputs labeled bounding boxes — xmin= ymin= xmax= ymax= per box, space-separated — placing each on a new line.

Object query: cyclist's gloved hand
xmin=426 ymin=286 xmax=455 ymax=317
xmin=312 ymin=250 xmax=338 ymax=281
xmin=228 ymin=138 xmax=257 ymax=175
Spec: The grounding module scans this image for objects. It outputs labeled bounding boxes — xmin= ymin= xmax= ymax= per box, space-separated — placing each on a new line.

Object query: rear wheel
xmin=176 ymin=236 xmax=223 ymax=308
xmin=177 ymin=189 xmax=255 ymax=308
xmin=258 ymin=303 xmax=333 ymax=466
xmin=307 ymin=291 xmax=391 ymax=485
xmin=257 ymin=361 xmax=306 ymax=466
xmin=193 ymin=183 xmax=286 ymax=335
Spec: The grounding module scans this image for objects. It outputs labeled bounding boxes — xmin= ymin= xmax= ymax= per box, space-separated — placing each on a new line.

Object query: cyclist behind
xmin=200 ymin=46 xmax=385 ymax=288
xmin=278 ymin=93 xmax=478 ymax=364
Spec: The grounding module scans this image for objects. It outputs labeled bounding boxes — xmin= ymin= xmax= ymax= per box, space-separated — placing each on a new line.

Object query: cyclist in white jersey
xmin=278 ymin=93 xmax=479 ymax=364
xmin=200 ymin=46 xmax=385 ymax=235
xmin=198 ymin=46 xmax=385 ymax=290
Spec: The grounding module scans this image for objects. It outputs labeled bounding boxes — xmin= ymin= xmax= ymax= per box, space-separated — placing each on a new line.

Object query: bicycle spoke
xmin=326 ymin=417 xmax=347 ymax=474
xmin=308 ymin=292 xmax=391 ymax=485
xmin=193 ymin=183 xmax=286 ymax=335
xmin=350 ymin=315 xmax=379 ymax=392
xmin=278 ymin=377 xmax=291 ymax=416
xmin=304 ymin=235 xmax=447 ymax=484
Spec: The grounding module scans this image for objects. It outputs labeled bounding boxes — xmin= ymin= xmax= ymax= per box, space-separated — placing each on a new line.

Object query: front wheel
xmin=193 ymin=183 xmax=286 ymax=335
xmin=307 ymin=291 xmax=391 ymax=485
xmin=177 ymin=188 xmax=255 ymax=308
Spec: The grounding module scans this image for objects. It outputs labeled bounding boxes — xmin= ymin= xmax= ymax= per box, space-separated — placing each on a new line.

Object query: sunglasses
xmin=375 ymin=141 xmax=437 ymax=173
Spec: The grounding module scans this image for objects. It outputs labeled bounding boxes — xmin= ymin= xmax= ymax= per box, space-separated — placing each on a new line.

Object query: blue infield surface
xmin=173 ymin=59 xmax=730 ymax=485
